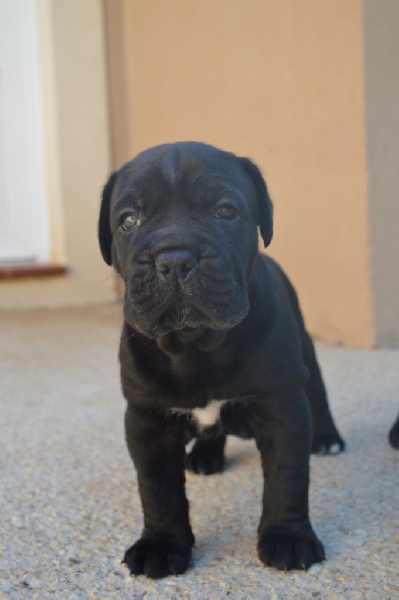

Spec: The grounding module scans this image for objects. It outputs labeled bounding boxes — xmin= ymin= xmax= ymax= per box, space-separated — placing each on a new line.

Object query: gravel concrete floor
xmin=1 ymin=305 xmax=398 ymax=599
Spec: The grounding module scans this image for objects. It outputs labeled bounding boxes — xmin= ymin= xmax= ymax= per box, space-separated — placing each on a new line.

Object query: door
xmin=0 ymin=0 xmax=49 ymax=264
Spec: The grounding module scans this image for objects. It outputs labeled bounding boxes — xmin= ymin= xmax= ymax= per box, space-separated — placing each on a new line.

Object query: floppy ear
xmin=98 ymin=171 xmax=118 ymax=265
xmin=238 ymin=157 xmax=273 ymax=247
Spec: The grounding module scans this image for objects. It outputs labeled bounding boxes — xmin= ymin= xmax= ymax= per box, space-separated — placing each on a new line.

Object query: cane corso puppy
xmin=98 ymin=142 xmax=345 ymax=579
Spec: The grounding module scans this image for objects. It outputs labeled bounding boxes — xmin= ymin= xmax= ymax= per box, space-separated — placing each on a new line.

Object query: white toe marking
xmin=328 ymin=443 xmax=341 ymax=455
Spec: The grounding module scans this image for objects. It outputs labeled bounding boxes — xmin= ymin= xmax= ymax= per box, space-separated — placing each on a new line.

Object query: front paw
xmin=123 ymin=533 xmax=192 ymax=579
xmin=258 ymin=525 xmax=325 ymax=571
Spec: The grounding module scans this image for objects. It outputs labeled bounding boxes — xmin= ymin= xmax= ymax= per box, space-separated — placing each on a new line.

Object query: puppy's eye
xmin=120 ymin=213 xmax=140 ymax=231
xmin=215 ymin=202 xmax=238 ymax=220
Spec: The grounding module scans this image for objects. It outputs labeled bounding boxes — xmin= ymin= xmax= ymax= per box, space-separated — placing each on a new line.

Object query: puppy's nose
xmin=154 ymin=249 xmax=197 ymax=281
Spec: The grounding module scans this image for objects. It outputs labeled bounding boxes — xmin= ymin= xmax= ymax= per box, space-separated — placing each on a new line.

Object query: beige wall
xmin=0 ymin=0 xmax=114 ymax=309
xmin=105 ymin=0 xmax=374 ymax=346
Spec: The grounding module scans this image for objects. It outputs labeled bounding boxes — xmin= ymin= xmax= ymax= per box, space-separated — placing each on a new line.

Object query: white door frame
xmin=0 ymin=0 xmax=49 ymax=264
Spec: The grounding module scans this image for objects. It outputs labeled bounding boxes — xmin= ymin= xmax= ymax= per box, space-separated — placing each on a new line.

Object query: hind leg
xmin=303 ymin=334 xmax=345 ymax=455
xmin=185 ymin=435 xmax=226 ymax=474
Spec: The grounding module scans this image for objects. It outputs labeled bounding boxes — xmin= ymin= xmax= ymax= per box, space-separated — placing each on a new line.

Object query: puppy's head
xmin=99 ymin=142 xmax=273 ymax=341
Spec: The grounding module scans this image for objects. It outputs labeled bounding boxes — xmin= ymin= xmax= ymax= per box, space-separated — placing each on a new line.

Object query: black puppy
xmin=99 ymin=142 xmax=344 ymax=579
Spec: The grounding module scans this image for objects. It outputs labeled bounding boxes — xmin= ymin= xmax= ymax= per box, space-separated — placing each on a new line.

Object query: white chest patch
xmin=170 ymin=399 xmax=228 ymax=430
xmin=192 ymin=400 xmax=227 ymax=428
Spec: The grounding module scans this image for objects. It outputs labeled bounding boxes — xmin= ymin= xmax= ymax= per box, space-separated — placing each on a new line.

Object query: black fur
xmin=98 ymin=141 xmax=344 ymax=579
xmin=388 ymin=416 xmax=399 ymax=449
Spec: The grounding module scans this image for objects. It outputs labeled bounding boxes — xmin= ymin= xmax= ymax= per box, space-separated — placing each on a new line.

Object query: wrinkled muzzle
xmin=123 ymin=234 xmax=250 ymax=338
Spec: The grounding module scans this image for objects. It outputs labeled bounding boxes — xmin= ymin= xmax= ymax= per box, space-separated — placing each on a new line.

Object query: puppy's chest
xmin=171 ymin=399 xmax=228 ymax=430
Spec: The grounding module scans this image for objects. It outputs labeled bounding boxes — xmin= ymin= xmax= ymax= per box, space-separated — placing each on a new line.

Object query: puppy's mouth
xmin=136 ymin=303 xmax=230 ymax=354
xmin=157 ymin=325 xmax=227 ymax=354
xmin=125 ymin=284 xmax=250 ymax=341
xmin=161 ymin=304 xmax=209 ymax=332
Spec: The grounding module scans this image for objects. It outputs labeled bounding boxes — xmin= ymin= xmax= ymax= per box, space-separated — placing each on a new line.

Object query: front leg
xmin=123 ymin=405 xmax=194 ymax=579
xmin=254 ymin=390 xmax=325 ymax=571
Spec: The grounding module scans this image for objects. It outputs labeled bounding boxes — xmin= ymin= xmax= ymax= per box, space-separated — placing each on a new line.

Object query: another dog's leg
xmin=254 ymin=390 xmax=325 ymax=571
xmin=302 ymin=333 xmax=345 ymax=454
xmin=122 ymin=406 xmax=194 ymax=579
xmin=185 ymin=435 xmax=226 ymax=475
xmin=388 ymin=416 xmax=399 ymax=448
